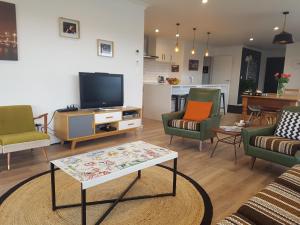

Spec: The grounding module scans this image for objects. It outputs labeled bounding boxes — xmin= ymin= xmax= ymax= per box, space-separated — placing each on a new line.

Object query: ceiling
xmin=142 ymin=0 xmax=300 ymax=50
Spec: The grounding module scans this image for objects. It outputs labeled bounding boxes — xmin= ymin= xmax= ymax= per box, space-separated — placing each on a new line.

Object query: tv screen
xmin=79 ymin=72 xmax=124 ymax=109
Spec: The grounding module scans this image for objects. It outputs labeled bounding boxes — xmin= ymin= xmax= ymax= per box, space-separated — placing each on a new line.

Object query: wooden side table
xmin=210 ymin=127 xmax=242 ymax=164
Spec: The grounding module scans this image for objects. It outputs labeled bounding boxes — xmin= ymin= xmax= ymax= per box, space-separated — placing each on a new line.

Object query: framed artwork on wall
xmin=189 ymin=59 xmax=199 ymax=71
xmin=171 ymin=65 xmax=179 ymax=72
xmin=0 ymin=1 xmax=18 ymax=60
xmin=97 ymin=39 xmax=114 ymax=57
xmin=59 ymin=17 xmax=80 ymax=39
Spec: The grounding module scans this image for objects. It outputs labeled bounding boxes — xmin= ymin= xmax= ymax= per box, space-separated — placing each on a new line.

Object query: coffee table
xmin=210 ymin=127 xmax=242 ymax=164
xmin=50 ymin=141 xmax=178 ymax=225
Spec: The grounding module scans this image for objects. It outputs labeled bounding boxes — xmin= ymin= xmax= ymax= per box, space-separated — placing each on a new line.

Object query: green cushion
xmin=0 ymin=105 xmax=35 ymax=135
xmin=0 ymin=131 xmax=49 ymax=145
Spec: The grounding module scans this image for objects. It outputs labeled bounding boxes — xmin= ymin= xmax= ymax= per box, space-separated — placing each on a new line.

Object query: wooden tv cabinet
xmin=54 ymin=106 xmax=142 ymax=149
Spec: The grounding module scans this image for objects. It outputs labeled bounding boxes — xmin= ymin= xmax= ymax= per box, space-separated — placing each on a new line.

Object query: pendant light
xmin=174 ymin=23 xmax=180 ymax=53
xmin=191 ymin=28 xmax=197 ymax=55
xmin=205 ymin=32 xmax=211 ymax=57
xmin=273 ymin=11 xmax=294 ymax=45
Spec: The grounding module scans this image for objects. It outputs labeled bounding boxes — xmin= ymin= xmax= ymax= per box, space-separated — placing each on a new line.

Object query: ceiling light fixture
xmin=273 ymin=26 xmax=279 ymax=31
xmin=273 ymin=11 xmax=294 ymax=45
xmin=155 ymin=28 xmax=159 ymax=33
xmin=191 ymin=27 xmax=197 ymax=55
xmin=249 ymin=37 xmax=254 ymax=42
xmin=202 ymin=0 xmax=208 ymax=4
xmin=174 ymin=23 xmax=180 ymax=53
xmin=205 ymin=32 xmax=210 ymax=57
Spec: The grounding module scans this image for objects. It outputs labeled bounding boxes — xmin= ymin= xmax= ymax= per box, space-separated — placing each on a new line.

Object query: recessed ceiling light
xmin=273 ymin=26 xmax=279 ymax=31
xmin=202 ymin=0 xmax=208 ymax=4
xmin=155 ymin=29 xmax=159 ymax=33
xmin=249 ymin=37 xmax=254 ymax=42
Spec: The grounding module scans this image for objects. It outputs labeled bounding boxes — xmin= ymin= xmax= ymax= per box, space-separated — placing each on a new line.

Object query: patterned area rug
xmin=0 ymin=165 xmax=212 ymax=225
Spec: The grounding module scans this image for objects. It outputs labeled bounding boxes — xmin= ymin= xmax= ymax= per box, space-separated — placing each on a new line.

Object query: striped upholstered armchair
xmin=242 ymin=106 xmax=300 ymax=168
xmin=162 ymin=88 xmax=221 ymax=151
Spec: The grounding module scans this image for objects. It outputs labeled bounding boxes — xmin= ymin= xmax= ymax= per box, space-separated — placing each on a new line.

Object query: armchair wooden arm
xmin=34 ymin=113 xmax=48 ymax=134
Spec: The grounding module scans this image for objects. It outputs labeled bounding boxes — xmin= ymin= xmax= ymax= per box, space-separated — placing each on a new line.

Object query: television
xmin=79 ymin=72 xmax=124 ymax=109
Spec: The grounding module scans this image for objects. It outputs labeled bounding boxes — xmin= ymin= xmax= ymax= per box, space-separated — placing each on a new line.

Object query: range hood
xmin=144 ymin=36 xmax=159 ymax=59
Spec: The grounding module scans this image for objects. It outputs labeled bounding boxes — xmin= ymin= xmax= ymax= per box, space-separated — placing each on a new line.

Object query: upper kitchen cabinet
xmin=156 ymin=38 xmax=174 ymax=63
xmin=144 ymin=36 xmax=179 ymax=63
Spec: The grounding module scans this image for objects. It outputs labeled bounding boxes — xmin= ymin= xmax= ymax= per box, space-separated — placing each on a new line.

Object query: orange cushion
xmin=183 ymin=101 xmax=213 ymax=121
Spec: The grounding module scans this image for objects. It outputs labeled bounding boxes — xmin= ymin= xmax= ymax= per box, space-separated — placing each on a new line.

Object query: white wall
xmin=0 ymin=0 xmax=145 ymax=141
xmin=210 ymin=45 xmax=243 ymax=105
xmin=181 ymin=41 xmax=205 ymax=84
xmin=284 ymin=42 xmax=300 ymax=88
xmin=143 ymin=59 xmax=180 ymax=82
xmin=143 ymin=38 xmax=205 ymax=85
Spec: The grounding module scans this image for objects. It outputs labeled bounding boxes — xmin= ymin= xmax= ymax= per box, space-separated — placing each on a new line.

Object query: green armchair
xmin=162 ymin=88 xmax=221 ymax=150
xmin=242 ymin=106 xmax=300 ymax=168
xmin=0 ymin=105 xmax=50 ymax=170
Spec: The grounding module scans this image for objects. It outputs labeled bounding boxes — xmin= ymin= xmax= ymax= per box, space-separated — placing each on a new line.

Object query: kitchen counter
xmin=143 ymin=83 xmax=229 ymax=120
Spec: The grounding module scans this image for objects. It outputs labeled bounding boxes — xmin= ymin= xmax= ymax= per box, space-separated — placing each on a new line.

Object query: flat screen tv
xmin=79 ymin=72 xmax=124 ymax=109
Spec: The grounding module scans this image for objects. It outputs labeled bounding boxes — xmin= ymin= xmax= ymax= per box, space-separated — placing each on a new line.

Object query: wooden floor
xmin=0 ymin=113 xmax=287 ymax=224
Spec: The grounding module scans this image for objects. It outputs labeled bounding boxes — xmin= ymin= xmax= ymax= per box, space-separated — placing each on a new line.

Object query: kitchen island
xmin=143 ymin=83 xmax=229 ymax=120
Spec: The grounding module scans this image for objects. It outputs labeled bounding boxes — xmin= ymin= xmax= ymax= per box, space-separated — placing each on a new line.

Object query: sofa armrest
xmin=34 ymin=113 xmax=48 ymax=134
xmin=162 ymin=111 xmax=184 ymax=130
xmin=200 ymin=115 xmax=221 ymax=139
xmin=242 ymin=125 xmax=276 ymax=154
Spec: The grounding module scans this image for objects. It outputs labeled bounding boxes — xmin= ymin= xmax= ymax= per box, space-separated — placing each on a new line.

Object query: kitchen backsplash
xmin=144 ymin=59 xmax=180 ymax=83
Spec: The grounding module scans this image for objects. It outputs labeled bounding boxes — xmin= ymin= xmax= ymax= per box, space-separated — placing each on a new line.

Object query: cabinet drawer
xmin=95 ymin=112 xmax=122 ymax=124
xmin=119 ymin=119 xmax=141 ymax=130
xmin=68 ymin=115 xmax=94 ymax=139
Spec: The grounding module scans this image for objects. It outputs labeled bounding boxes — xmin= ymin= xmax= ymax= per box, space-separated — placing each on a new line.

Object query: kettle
xmin=157 ymin=76 xmax=165 ymax=83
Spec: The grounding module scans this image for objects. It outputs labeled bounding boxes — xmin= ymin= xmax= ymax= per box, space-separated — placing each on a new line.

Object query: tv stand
xmin=54 ymin=106 xmax=142 ymax=149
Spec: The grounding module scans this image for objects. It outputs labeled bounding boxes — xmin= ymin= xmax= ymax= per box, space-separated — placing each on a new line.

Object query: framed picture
xmin=97 ymin=39 xmax=114 ymax=57
xmin=203 ymin=66 xmax=209 ymax=74
xmin=59 ymin=17 xmax=80 ymax=39
xmin=0 ymin=1 xmax=18 ymax=60
xmin=171 ymin=65 xmax=179 ymax=72
xmin=189 ymin=59 xmax=199 ymax=71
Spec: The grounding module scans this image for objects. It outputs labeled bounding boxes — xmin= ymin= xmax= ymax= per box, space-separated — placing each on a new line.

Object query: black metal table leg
xmin=173 ymin=158 xmax=177 ymax=196
xmin=52 ymin=160 xmax=178 ymax=225
xmin=50 ymin=163 xmax=56 ymax=211
xmin=81 ymin=186 xmax=86 ymax=225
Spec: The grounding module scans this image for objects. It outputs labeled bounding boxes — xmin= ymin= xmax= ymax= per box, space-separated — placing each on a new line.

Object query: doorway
xmin=210 ymin=55 xmax=233 ymax=85
xmin=263 ymin=57 xmax=285 ymax=93
xmin=238 ymin=48 xmax=261 ymax=104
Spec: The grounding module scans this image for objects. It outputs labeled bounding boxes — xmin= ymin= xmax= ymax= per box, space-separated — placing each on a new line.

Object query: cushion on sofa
xmin=183 ymin=100 xmax=212 ymax=121
xmin=168 ymin=119 xmax=201 ymax=131
xmin=250 ymin=136 xmax=300 ymax=156
xmin=0 ymin=131 xmax=50 ymax=145
xmin=217 ymin=213 xmax=256 ymax=225
xmin=0 ymin=105 xmax=36 ymax=135
xmin=218 ymin=165 xmax=300 ymax=225
xmin=275 ymin=110 xmax=300 ymax=140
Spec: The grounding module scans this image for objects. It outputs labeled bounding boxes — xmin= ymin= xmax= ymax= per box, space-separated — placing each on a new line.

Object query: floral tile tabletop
xmin=51 ymin=141 xmax=177 ymax=183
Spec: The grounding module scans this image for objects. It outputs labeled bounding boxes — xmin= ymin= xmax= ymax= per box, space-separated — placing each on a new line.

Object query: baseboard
xmin=227 ymin=105 xmax=242 ymax=114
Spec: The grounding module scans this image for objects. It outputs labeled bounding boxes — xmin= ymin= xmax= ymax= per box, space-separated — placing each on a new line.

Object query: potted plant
xmin=274 ymin=73 xmax=292 ymax=96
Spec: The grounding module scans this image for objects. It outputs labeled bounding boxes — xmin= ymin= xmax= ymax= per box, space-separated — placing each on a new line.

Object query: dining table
xmin=242 ymin=93 xmax=300 ymax=120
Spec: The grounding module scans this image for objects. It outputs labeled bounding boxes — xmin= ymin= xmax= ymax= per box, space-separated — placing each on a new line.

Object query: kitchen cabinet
xmin=145 ymin=36 xmax=182 ymax=64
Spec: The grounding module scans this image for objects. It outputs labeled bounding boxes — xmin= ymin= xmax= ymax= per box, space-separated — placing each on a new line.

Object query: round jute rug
xmin=0 ymin=165 xmax=212 ymax=225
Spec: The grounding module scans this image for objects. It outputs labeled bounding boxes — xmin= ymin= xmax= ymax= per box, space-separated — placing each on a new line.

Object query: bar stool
xmin=220 ymin=93 xmax=226 ymax=115
xmin=247 ymin=105 xmax=262 ymax=125
xmin=172 ymin=94 xmax=188 ymax=112
xmin=260 ymin=107 xmax=280 ymax=125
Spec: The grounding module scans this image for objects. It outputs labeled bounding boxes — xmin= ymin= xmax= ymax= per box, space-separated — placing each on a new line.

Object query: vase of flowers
xmin=274 ymin=73 xmax=291 ymax=96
